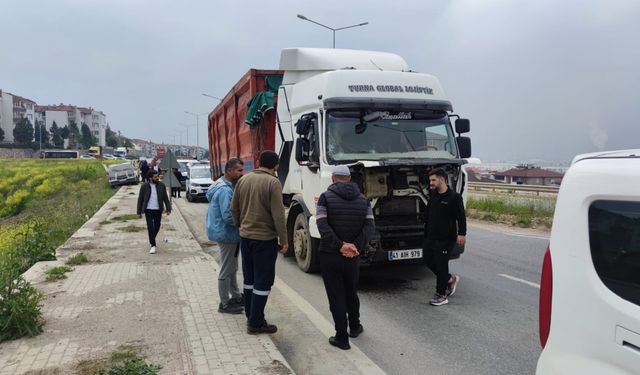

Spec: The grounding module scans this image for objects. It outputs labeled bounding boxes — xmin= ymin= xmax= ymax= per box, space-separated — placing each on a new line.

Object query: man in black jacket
xmin=424 ymin=168 xmax=466 ymax=306
xmin=317 ymin=165 xmax=375 ymax=350
xmin=137 ymin=169 xmax=171 ymax=254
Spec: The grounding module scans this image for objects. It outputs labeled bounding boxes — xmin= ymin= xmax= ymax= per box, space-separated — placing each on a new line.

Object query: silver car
xmin=108 ymin=162 xmax=139 ymax=187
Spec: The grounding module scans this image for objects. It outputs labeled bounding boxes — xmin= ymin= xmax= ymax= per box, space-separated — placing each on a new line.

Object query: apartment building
xmin=35 ymin=104 xmax=107 ymax=146
xmin=0 ymin=90 xmax=36 ymax=143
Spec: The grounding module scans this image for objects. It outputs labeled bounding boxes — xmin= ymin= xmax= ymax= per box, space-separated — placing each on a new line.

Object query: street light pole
xmin=296 ymin=14 xmax=368 ymax=48
xmin=179 ymin=123 xmax=194 ymax=158
xmin=185 ymin=111 xmax=208 ymax=160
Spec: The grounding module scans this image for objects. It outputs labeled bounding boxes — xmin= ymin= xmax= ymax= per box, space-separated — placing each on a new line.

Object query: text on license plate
xmin=388 ymin=249 xmax=423 ymax=261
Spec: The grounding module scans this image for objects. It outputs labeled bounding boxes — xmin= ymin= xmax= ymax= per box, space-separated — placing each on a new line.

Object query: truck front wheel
xmin=293 ymin=213 xmax=319 ymax=273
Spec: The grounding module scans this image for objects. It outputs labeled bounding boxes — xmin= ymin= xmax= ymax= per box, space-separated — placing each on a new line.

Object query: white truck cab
xmin=537 ymin=149 xmax=640 ymax=374
xmin=274 ymin=49 xmax=471 ymax=272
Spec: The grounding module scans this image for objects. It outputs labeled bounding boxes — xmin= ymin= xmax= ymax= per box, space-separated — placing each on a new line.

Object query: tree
xmin=105 ymin=125 xmax=118 ymax=148
xmin=0 ymin=127 xmax=4 ymax=142
xmin=13 ymin=118 xmax=34 ymax=145
xmin=50 ymin=122 xmax=63 ymax=148
xmin=80 ymin=123 xmax=97 ymax=148
xmin=34 ymin=122 xmax=50 ymax=146
xmin=67 ymin=120 xmax=80 ymax=149
xmin=60 ymin=124 xmax=69 ymax=140
xmin=123 ymin=137 xmax=134 ymax=148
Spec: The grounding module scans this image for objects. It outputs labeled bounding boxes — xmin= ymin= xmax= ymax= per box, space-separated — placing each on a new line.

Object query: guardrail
xmin=468 ymin=182 xmax=559 ymax=196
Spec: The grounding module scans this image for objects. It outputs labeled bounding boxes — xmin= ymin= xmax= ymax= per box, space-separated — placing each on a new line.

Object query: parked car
xmin=176 ymin=159 xmax=193 ymax=190
xmin=536 ymin=149 xmax=640 ymax=375
xmin=186 ymin=164 xmax=212 ymax=202
xmin=108 ymin=162 xmax=139 ymax=187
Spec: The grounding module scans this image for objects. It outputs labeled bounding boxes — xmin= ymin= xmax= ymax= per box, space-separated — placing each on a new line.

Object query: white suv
xmin=186 ymin=165 xmax=213 ymax=202
xmin=537 ymin=149 xmax=640 ymax=374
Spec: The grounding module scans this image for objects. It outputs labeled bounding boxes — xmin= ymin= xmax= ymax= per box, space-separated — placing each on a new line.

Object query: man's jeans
xmin=218 ymin=242 xmax=242 ymax=304
xmin=144 ymin=209 xmax=162 ymax=247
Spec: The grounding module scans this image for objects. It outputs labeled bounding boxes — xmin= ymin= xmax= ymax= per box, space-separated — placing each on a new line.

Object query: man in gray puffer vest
xmin=317 ymin=165 xmax=375 ymax=350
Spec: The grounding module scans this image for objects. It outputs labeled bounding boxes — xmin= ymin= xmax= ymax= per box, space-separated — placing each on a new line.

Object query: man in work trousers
xmin=424 ymin=167 xmax=466 ymax=306
xmin=137 ymin=169 xmax=171 ymax=254
xmin=231 ymin=151 xmax=288 ymax=334
xmin=206 ymin=158 xmax=245 ymax=314
xmin=317 ymin=165 xmax=375 ymax=350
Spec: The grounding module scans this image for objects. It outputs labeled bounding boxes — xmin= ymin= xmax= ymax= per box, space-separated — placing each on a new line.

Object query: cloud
xmin=588 ymin=121 xmax=608 ymax=150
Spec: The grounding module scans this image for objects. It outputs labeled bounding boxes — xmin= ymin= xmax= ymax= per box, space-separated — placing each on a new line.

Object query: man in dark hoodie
xmin=424 ymin=167 xmax=466 ymax=306
xmin=316 ymin=165 xmax=375 ymax=350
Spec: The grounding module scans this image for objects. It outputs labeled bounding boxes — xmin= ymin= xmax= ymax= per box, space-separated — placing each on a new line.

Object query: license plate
xmin=388 ymin=249 xmax=423 ymax=261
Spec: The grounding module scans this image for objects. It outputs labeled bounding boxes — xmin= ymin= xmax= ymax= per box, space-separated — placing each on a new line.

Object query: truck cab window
xmin=326 ymin=110 xmax=458 ymax=163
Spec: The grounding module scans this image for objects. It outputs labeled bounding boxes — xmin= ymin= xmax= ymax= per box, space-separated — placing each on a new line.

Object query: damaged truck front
xmin=275 ymin=48 xmax=471 ymax=272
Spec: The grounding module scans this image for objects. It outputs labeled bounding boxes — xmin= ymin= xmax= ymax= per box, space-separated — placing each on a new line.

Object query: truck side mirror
xmin=455 ymin=118 xmax=470 ymax=134
xmin=457 ymin=136 xmax=472 ymax=158
xmin=295 ymin=113 xmax=317 ymax=135
xmin=295 ymin=139 xmax=310 ymax=163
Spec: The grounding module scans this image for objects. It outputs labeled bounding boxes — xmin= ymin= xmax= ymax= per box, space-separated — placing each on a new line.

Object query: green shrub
xmin=92 ymin=358 xmax=161 ymax=375
xmin=0 ymin=251 xmax=44 ymax=342
xmin=45 ymin=266 xmax=73 ymax=281
xmin=15 ymin=218 xmax=57 ymax=271
xmin=65 ymin=253 xmax=89 ymax=266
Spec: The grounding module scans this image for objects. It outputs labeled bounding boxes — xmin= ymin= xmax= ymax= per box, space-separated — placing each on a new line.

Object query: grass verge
xmin=0 ymin=159 xmax=116 ymax=341
xmin=466 ymin=195 xmax=554 ymax=229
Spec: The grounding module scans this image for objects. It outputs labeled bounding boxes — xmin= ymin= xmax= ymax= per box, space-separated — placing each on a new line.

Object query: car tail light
xmin=539 ymin=245 xmax=553 ymax=348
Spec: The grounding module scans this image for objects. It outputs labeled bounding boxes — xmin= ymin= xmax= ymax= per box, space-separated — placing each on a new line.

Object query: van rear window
xmin=589 ymin=200 xmax=640 ymax=306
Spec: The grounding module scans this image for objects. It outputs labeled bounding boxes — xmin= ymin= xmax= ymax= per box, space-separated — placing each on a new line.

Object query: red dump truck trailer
xmin=207 ymin=69 xmax=283 ymax=177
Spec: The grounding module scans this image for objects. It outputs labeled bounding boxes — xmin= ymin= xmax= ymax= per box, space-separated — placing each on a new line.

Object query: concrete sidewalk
xmin=0 ymin=185 xmax=292 ymax=375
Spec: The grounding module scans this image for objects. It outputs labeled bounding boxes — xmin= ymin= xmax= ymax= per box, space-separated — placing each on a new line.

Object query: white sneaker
xmin=149 ymin=246 xmax=157 ymax=254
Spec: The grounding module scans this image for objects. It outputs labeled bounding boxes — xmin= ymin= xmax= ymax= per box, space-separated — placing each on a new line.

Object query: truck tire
xmin=293 ymin=213 xmax=319 ymax=273
xmin=186 ymin=191 xmax=193 ymax=202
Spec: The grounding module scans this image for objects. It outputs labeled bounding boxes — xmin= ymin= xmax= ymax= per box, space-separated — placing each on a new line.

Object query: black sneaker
xmin=218 ymin=302 xmax=243 ymax=314
xmin=349 ymin=324 xmax=364 ymax=338
xmin=228 ymin=294 xmax=244 ymax=306
xmin=329 ymin=336 xmax=350 ymax=350
xmin=247 ymin=321 xmax=278 ymax=334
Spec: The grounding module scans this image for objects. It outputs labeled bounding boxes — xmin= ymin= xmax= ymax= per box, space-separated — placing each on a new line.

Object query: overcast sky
xmin=1 ymin=0 xmax=638 ymax=163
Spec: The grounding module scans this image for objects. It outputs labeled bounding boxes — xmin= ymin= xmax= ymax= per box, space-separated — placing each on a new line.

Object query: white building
xmin=0 ymin=90 xmax=36 ymax=143
xmin=35 ymin=104 xmax=107 ymax=146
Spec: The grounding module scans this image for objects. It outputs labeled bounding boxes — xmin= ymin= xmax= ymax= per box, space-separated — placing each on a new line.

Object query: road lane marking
xmin=498 ymin=274 xmax=540 ymax=288
xmin=275 ymin=276 xmax=386 ymax=375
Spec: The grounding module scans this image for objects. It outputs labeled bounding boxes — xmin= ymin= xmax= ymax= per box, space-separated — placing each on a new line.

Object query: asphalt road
xmin=178 ymin=198 xmax=548 ymax=375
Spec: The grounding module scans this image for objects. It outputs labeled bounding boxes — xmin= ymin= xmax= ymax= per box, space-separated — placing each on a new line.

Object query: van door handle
xmin=616 ymin=326 xmax=640 ymax=354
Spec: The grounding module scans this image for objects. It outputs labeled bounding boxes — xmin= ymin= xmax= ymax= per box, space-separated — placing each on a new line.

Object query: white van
xmin=537 ymin=149 xmax=640 ymax=374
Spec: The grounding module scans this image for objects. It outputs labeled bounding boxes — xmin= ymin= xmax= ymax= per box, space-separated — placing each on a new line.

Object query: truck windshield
xmin=326 ymin=110 xmax=458 ymax=162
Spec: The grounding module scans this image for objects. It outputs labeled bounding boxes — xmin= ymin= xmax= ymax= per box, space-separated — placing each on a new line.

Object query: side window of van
xmin=589 ymin=200 xmax=640 ymax=306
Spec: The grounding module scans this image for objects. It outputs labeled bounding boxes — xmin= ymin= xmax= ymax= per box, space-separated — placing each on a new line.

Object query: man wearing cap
xmin=316 ymin=165 xmax=375 ymax=350
xmin=231 ymin=150 xmax=288 ymax=335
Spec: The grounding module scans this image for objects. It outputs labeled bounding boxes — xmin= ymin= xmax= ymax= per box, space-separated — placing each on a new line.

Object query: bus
xmin=42 ymin=150 xmax=80 ymax=159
